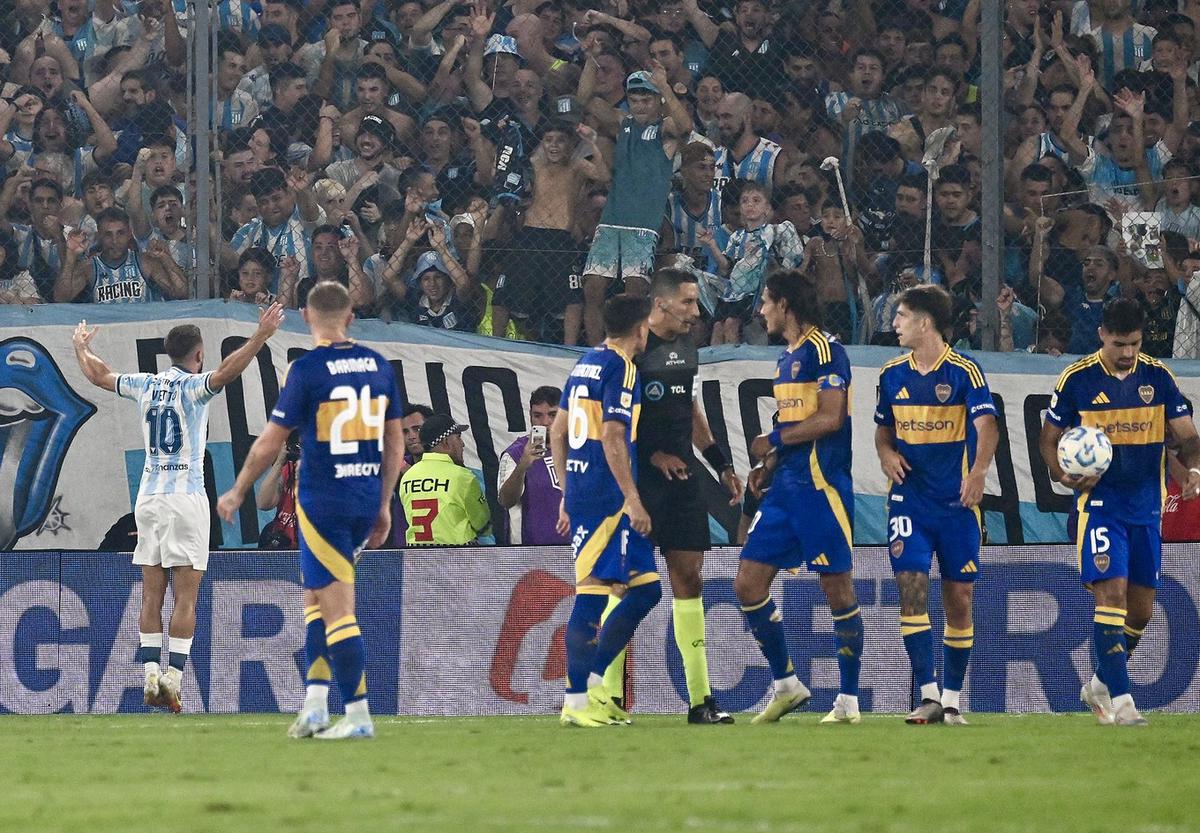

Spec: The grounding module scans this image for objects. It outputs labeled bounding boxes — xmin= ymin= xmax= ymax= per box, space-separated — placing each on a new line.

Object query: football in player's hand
xmin=1058 ymin=425 xmax=1114 ymax=478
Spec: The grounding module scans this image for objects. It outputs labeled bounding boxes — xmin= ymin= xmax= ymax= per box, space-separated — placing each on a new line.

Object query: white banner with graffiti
xmin=4 ymin=300 xmax=1200 ymax=551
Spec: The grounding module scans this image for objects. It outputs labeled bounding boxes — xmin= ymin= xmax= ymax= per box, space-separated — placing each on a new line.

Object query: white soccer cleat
xmin=1112 ymin=698 xmax=1149 ymax=727
xmin=315 ymin=717 xmax=375 ymax=740
xmin=751 ymin=681 xmax=812 ymax=724
xmin=288 ymin=706 xmax=331 ymax=738
xmin=820 ymin=693 xmax=861 ymax=725
xmin=942 ymin=708 xmax=969 ymax=726
xmin=143 ymin=670 xmax=163 ymax=708
xmin=1081 ymin=677 xmax=1115 ymax=725
xmin=158 ymin=669 xmax=182 ymax=714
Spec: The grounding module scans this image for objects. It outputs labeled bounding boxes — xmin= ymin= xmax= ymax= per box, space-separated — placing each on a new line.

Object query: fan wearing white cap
xmin=579 ymin=61 xmax=693 ymax=345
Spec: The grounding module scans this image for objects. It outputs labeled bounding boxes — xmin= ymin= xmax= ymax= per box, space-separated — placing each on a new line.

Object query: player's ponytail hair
xmin=899 ymin=284 xmax=953 ymax=339
xmin=764 ymin=270 xmax=823 ymax=330
xmin=164 ymin=324 xmax=202 ymax=362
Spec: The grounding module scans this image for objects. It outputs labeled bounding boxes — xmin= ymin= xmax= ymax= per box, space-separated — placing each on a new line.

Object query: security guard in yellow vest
xmin=398 ymin=414 xmax=491 ymax=545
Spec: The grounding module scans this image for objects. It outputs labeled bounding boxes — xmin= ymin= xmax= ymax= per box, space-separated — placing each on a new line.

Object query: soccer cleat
xmin=588 ymin=685 xmax=631 ymax=724
xmin=315 ymin=717 xmax=375 ymax=739
xmin=287 ymin=706 xmax=331 ymax=738
xmin=820 ymin=694 xmax=862 ymax=725
xmin=905 ymin=699 xmax=944 ymax=724
xmin=143 ymin=671 xmax=164 ymax=708
xmin=158 ymin=671 xmax=182 ymax=714
xmin=1112 ymin=701 xmax=1149 ymax=727
xmin=942 ymin=707 xmax=969 ymax=726
xmin=1081 ymin=679 xmax=1115 ymax=725
xmin=687 ymin=696 xmax=735 ymax=724
xmin=559 ymin=705 xmax=613 ymax=727
xmin=751 ymin=682 xmax=812 ymax=724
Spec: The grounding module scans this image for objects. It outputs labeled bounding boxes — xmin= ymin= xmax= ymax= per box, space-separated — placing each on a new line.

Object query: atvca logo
xmin=0 ymin=338 xmax=95 ymax=549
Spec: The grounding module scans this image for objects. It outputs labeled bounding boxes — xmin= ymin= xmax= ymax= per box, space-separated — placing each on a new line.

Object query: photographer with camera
xmin=257 ymin=430 xmax=301 ymax=549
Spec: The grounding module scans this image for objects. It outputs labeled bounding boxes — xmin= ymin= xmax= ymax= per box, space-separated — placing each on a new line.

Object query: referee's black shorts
xmin=639 ymin=458 xmax=711 ymax=553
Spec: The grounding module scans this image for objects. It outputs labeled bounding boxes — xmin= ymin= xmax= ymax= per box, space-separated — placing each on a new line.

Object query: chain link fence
xmin=4 ymin=0 xmax=1200 ymax=353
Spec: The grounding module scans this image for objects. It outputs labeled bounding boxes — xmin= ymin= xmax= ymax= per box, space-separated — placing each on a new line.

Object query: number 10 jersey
xmin=117 ymin=365 xmax=218 ymax=497
xmin=270 ymin=340 xmax=402 ymax=516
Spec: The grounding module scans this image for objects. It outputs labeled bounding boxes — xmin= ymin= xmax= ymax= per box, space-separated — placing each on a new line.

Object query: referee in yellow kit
xmin=398 ymin=414 xmax=491 ymax=545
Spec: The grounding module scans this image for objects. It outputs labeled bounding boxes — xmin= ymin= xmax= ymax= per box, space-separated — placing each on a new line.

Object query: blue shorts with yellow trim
xmin=886 ymin=494 xmax=981 ymax=582
xmin=297 ymin=502 xmax=373 ymax=589
xmin=1076 ymin=503 xmax=1161 ymax=588
xmin=740 ymin=479 xmax=854 ymax=573
xmin=569 ymin=505 xmax=657 ymax=585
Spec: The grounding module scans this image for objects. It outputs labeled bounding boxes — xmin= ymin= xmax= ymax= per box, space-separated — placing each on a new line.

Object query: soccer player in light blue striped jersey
xmin=72 ymin=303 xmax=285 ymax=712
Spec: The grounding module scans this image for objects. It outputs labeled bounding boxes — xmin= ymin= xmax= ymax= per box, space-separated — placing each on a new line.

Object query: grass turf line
xmin=5 ymin=713 xmax=1200 ymax=833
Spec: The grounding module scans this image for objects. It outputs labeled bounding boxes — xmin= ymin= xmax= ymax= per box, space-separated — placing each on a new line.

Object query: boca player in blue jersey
xmin=73 ymin=303 xmax=285 ymax=712
xmin=1040 ymin=299 xmax=1200 ymax=726
xmin=219 ymin=283 xmax=405 ymax=739
xmin=550 ymin=294 xmax=661 ymax=727
xmin=735 ymin=272 xmax=866 ymax=725
xmin=875 ymin=285 xmax=998 ymax=726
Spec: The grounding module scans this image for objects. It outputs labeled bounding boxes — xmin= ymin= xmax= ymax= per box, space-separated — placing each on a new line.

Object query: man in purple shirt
xmin=496 ymin=386 xmax=568 ymax=545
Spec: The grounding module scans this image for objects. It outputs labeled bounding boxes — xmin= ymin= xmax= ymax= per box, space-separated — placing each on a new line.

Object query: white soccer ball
xmin=1057 ymin=425 xmax=1114 ymax=478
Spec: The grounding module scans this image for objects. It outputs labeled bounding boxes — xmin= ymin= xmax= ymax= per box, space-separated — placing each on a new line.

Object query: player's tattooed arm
xmin=896 ymin=570 xmax=930 ymax=617
xmin=1168 ymin=416 xmax=1200 ymax=499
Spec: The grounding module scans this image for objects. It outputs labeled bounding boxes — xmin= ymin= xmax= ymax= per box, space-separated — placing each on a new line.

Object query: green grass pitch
xmin=7 ymin=712 xmax=1200 ymax=833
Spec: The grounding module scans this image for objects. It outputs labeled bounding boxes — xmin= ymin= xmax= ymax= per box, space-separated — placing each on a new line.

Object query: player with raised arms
xmin=1040 ymin=298 xmax=1200 ymax=726
xmin=218 ymin=282 xmax=405 ymax=739
xmin=72 ymin=303 xmax=285 ymax=712
xmin=875 ymin=284 xmax=998 ymax=725
xmin=551 ymin=294 xmax=660 ymax=727
xmin=735 ymin=271 xmax=866 ymax=725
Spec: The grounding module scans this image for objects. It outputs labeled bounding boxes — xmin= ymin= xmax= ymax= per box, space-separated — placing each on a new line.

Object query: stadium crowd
xmin=7 ymin=0 xmax=1200 ymax=355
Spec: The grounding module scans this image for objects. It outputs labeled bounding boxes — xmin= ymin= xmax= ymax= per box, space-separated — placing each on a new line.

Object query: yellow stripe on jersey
xmin=891 ymin=404 xmax=968 ymax=444
xmin=1055 ymin=355 xmax=1100 ymax=390
xmin=1080 ymin=406 xmax=1164 ymax=445
xmin=315 ymin=396 xmax=388 ymax=443
xmin=1141 ymin=353 xmax=1178 ymax=382
xmin=805 ymin=329 xmax=831 ymax=364
xmin=946 ymin=352 xmax=985 ymax=388
xmin=574 ymin=507 xmax=624 ymax=584
xmin=574 ymin=398 xmax=605 ymax=440
xmin=631 ymin=403 xmax=640 ymax=441
xmin=880 ymin=354 xmax=909 ymax=372
xmin=775 ymin=381 xmax=818 ymax=423
xmin=296 ymin=503 xmax=356 ymax=584
xmin=810 ymin=446 xmax=853 ymax=550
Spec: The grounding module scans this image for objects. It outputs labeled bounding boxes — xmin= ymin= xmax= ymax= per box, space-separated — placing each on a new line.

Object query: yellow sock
xmin=600 ymin=593 xmax=626 ymax=700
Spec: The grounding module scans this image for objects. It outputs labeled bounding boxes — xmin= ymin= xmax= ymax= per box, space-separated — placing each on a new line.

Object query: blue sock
xmin=742 ymin=596 xmax=794 ymax=680
xmin=591 ymin=581 xmax=662 ymax=676
xmin=565 ymin=592 xmax=607 ymax=694
xmin=1123 ymin=623 xmax=1144 ymax=656
xmin=135 ymin=631 xmax=161 ymax=665
xmin=168 ymin=636 xmax=192 ymax=672
xmin=942 ymin=625 xmax=973 ymax=694
xmin=901 ymin=614 xmax=936 ymax=688
xmin=832 ymin=604 xmax=863 ymax=697
xmin=1095 ymin=607 xmax=1130 ymax=698
xmin=326 ymin=615 xmax=368 ymax=705
xmin=304 ymin=604 xmax=331 ymax=686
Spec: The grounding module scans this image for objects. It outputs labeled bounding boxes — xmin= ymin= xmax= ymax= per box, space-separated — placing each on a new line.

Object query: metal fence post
xmin=979 ymin=0 xmax=1004 ymax=351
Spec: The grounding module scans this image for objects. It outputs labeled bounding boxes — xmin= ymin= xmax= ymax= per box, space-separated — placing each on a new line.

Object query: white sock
xmin=942 ymin=689 xmax=961 ymax=711
xmin=564 ymin=692 xmax=588 ymax=710
xmin=1111 ymin=693 xmax=1134 ymax=712
xmin=143 ymin=661 xmax=160 ymax=679
xmin=920 ymin=682 xmax=941 ymax=703
xmin=305 ymin=683 xmax=329 ymax=707
xmin=838 ymin=693 xmax=859 ymax=713
xmin=587 ymin=672 xmax=605 ymax=690
xmin=1091 ymin=674 xmax=1110 ymax=696
xmin=170 ymin=636 xmax=193 ymax=656
xmin=345 ymin=699 xmax=371 ymax=723
xmin=139 ymin=632 xmax=162 ymax=668
xmin=775 ymin=674 xmax=800 ymax=695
